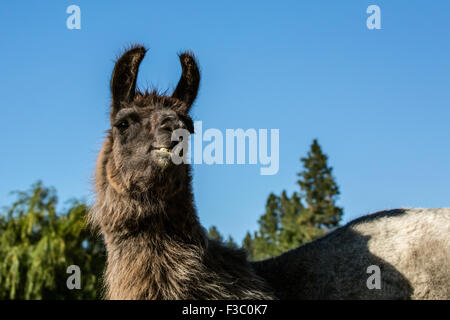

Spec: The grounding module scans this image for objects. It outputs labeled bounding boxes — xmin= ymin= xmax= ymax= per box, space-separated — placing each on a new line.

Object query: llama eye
xmin=115 ymin=120 xmax=129 ymax=132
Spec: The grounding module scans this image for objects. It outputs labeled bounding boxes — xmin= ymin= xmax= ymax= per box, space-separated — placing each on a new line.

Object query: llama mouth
xmin=151 ymin=147 xmax=177 ymax=166
xmin=151 ymin=146 xmax=173 ymax=154
xmin=157 ymin=147 xmax=171 ymax=154
xmin=151 ymin=145 xmax=184 ymax=161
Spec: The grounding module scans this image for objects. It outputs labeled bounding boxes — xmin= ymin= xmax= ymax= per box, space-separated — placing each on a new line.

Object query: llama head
xmin=97 ymin=45 xmax=200 ymax=196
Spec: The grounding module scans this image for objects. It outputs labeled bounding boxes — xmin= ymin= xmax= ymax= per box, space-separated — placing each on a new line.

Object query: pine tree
xmin=225 ymin=235 xmax=238 ymax=249
xmin=207 ymin=226 xmax=223 ymax=242
xmin=278 ymin=191 xmax=305 ymax=252
xmin=251 ymin=194 xmax=282 ymax=260
xmin=244 ymin=139 xmax=343 ymax=261
xmin=243 ymin=232 xmax=254 ymax=259
xmin=298 ymin=139 xmax=343 ymax=229
xmin=207 ymin=225 xmax=238 ymax=249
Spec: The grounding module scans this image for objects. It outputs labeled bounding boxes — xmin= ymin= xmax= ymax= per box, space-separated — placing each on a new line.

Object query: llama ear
xmin=172 ymin=52 xmax=200 ymax=113
xmin=110 ymin=46 xmax=147 ymax=119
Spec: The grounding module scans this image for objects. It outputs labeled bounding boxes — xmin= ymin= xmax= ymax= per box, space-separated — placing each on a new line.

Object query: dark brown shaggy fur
xmin=90 ymin=45 xmax=450 ymax=300
xmin=90 ymin=45 xmax=274 ymax=300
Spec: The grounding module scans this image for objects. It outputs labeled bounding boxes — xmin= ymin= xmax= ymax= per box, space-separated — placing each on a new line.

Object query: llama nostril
xmin=160 ymin=115 xmax=177 ymax=124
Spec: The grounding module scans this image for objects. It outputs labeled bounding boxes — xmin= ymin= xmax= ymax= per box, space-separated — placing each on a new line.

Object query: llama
xmin=91 ymin=45 xmax=450 ymax=300
xmin=252 ymin=208 xmax=450 ymax=299
xmin=89 ymin=46 xmax=274 ymax=299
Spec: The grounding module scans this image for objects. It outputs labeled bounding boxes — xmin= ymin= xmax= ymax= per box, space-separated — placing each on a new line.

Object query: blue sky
xmin=1 ymin=1 xmax=449 ymax=242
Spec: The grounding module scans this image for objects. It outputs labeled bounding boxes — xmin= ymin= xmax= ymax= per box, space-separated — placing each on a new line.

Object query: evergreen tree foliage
xmin=207 ymin=226 xmax=223 ymax=242
xmin=242 ymin=232 xmax=254 ymax=259
xmin=244 ymin=139 xmax=343 ymax=261
xmin=207 ymin=225 xmax=238 ymax=249
xmin=225 ymin=235 xmax=238 ymax=249
xmin=298 ymin=139 xmax=343 ymax=229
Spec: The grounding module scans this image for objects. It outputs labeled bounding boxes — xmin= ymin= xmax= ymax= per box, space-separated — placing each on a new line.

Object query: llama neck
xmin=96 ymin=181 xmax=208 ymax=299
xmin=104 ymin=228 xmax=207 ymax=299
xmin=97 ymin=177 xmax=204 ymax=238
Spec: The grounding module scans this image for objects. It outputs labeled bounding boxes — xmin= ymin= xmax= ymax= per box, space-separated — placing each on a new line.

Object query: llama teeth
xmin=160 ymin=148 xmax=169 ymax=152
